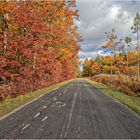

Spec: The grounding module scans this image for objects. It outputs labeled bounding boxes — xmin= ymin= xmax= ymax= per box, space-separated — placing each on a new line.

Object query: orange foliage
xmin=0 ymin=0 xmax=82 ymax=101
xmin=83 ymin=51 xmax=138 ymax=76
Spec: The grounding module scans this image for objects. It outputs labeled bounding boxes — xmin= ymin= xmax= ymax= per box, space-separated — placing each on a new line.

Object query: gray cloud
xmin=76 ymin=0 xmax=140 ymax=59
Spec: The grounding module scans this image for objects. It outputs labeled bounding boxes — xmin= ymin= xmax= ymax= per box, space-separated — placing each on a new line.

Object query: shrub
xmin=90 ymin=74 xmax=140 ymax=96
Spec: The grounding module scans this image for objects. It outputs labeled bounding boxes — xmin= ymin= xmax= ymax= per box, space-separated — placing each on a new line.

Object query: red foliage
xmin=0 ymin=0 xmax=81 ymax=101
xmin=90 ymin=74 xmax=140 ymax=96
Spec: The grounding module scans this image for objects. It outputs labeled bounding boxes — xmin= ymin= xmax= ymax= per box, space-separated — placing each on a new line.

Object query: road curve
xmin=0 ymin=79 xmax=140 ymax=139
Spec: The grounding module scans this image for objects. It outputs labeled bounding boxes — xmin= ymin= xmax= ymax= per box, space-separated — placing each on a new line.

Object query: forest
xmin=0 ymin=0 xmax=81 ymax=102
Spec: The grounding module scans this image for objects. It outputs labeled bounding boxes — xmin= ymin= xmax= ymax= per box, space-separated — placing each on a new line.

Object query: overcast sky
xmin=75 ymin=0 xmax=140 ymax=62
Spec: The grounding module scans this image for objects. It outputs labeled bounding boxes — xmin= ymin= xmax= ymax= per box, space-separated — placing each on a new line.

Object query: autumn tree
xmin=82 ymin=52 xmax=138 ymax=77
xmin=102 ymin=29 xmax=119 ymax=74
xmin=0 ymin=0 xmax=81 ymax=101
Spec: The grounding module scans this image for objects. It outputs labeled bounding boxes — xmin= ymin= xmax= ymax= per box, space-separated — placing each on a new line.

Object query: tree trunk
xmin=137 ymin=25 xmax=139 ymax=77
xmin=111 ymin=59 xmax=112 ymax=75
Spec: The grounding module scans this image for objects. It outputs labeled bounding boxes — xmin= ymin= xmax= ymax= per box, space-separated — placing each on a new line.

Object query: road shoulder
xmin=85 ymin=78 xmax=140 ymax=116
xmin=0 ymin=79 xmax=74 ymax=119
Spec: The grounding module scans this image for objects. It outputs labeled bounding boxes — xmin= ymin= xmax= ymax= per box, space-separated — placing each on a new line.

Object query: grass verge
xmin=85 ymin=78 xmax=140 ymax=115
xmin=0 ymin=79 xmax=73 ymax=117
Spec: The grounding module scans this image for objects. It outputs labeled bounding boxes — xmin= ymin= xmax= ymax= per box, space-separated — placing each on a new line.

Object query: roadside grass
xmin=0 ymin=79 xmax=73 ymax=117
xmin=85 ymin=78 xmax=140 ymax=115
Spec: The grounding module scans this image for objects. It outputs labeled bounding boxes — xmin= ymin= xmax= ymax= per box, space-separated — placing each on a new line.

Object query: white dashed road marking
xmin=33 ymin=112 xmax=40 ymax=119
xmin=21 ymin=124 xmax=30 ymax=131
xmin=41 ymin=116 xmax=48 ymax=122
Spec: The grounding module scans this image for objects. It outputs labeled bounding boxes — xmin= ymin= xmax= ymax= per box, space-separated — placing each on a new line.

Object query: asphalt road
xmin=0 ymin=79 xmax=140 ymax=139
